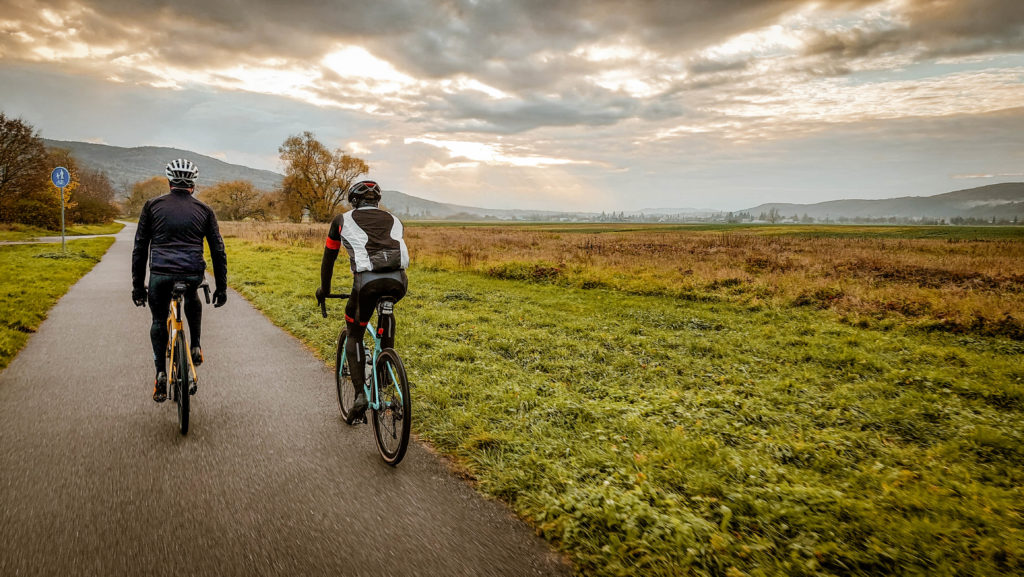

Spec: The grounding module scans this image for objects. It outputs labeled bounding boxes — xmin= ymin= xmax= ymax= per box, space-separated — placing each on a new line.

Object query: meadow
xmin=220 ymin=221 xmax=1023 ymax=576
xmin=0 ymin=238 xmax=115 ymax=370
xmin=0 ymin=221 xmax=124 ymax=241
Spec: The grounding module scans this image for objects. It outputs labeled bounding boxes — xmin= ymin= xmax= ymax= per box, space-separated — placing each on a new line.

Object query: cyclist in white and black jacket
xmin=317 ymin=180 xmax=409 ymax=418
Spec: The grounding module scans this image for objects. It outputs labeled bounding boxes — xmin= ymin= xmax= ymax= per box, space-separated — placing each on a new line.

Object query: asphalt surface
xmin=0 ymin=224 xmax=571 ymax=576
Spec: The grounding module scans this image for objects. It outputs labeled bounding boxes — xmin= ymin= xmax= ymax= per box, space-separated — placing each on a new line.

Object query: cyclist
xmin=317 ymin=180 xmax=409 ymax=420
xmin=132 ymin=159 xmax=228 ymax=402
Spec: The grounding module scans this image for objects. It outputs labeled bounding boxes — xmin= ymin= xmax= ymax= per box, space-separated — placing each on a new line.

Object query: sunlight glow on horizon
xmin=405 ymin=137 xmax=582 ymax=168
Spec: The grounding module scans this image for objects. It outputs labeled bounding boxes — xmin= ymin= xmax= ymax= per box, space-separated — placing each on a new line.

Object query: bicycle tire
xmin=371 ymin=348 xmax=410 ymax=466
xmin=176 ymin=331 xmax=190 ymax=435
xmin=335 ymin=328 xmax=357 ymax=423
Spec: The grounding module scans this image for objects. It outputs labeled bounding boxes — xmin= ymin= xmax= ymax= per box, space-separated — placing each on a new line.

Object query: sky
xmin=1 ymin=0 xmax=1023 ymax=212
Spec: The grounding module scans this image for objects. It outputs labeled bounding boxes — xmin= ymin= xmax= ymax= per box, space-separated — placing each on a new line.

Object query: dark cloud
xmin=8 ymin=1 xmax=1021 ymax=79
xmin=426 ymin=90 xmax=638 ymax=133
xmin=804 ymin=0 xmax=1024 ymax=61
xmin=4 ymin=1 xmax=808 ymax=78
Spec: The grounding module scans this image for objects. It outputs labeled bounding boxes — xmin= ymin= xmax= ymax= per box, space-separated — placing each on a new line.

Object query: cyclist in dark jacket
xmin=132 ymin=159 xmax=227 ymax=402
xmin=317 ymin=180 xmax=409 ymax=419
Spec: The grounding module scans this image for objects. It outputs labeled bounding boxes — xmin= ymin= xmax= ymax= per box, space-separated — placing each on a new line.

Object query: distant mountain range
xmin=377 ymin=189 xmax=596 ymax=220
xmin=44 ymin=139 xmax=284 ymax=192
xmin=45 ymin=139 xmax=1024 ymax=222
xmin=742 ymin=183 xmax=1024 ymax=221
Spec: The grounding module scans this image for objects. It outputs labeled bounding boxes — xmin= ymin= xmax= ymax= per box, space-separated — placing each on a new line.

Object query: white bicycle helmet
xmin=165 ymin=158 xmax=199 ymax=188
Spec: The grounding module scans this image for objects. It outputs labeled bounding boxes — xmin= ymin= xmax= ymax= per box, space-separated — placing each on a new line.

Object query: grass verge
xmin=220 ymin=222 xmax=1024 ymax=341
xmin=227 ymin=237 xmax=1023 ymax=577
xmin=0 ymin=238 xmax=115 ymax=370
xmin=0 ymin=221 xmax=125 ymax=241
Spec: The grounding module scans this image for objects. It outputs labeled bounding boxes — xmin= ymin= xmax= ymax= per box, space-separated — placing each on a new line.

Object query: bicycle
xmin=164 ymin=279 xmax=210 ymax=435
xmin=320 ymin=292 xmax=411 ymax=466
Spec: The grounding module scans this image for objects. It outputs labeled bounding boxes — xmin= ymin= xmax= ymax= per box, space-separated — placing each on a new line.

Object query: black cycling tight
xmin=148 ymin=273 xmax=204 ymax=375
xmin=345 ymin=274 xmax=407 ymax=388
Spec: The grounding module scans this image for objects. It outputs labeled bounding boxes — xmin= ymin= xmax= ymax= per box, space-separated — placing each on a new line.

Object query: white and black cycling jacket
xmin=325 ymin=206 xmax=409 ymax=273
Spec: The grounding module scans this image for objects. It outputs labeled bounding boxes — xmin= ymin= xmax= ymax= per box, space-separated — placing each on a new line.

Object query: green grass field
xmin=407 ymin=221 xmax=1024 ymax=240
xmin=0 ymin=238 xmax=115 ymax=370
xmin=225 ymin=235 xmax=1022 ymax=576
xmin=0 ymin=221 xmax=124 ymax=241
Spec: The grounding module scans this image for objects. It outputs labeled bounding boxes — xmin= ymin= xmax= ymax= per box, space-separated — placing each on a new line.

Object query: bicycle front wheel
xmin=335 ymin=329 xmax=358 ymax=424
xmin=175 ymin=331 xmax=190 ymax=435
xmin=371 ymin=348 xmax=410 ymax=466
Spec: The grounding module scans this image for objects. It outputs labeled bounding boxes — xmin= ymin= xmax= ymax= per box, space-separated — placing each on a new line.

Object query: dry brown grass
xmin=220 ymin=221 xmax=1024 ymax=339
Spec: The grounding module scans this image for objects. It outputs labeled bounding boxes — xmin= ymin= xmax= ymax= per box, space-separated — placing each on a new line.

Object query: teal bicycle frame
xmin=321 ymin=292 xmax=411 ymax=465
xmin=344 ymin=314 xmax=405 ymax=412
xmin=321 ymin=294 xmax=404 ymax=413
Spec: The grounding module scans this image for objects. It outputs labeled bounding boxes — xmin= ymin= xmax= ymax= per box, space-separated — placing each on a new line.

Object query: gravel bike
xmin=165 ymin=280 xmax=210 ymax=435
xmin=320 ymin=293 xmax=411 ymax=466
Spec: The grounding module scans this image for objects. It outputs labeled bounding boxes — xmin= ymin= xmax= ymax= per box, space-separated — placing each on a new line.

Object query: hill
xmin=381 ymin=189 xmax=594 ymax=220
xmin=44 ymin=139 xmax=1024 ymax=222
xmin=743 ymin=183 xmax=1024 ymax=221
xmin=45 ymin=139 xmax=590 ymax=220
xmin=43 ymin=139 xmax=285 ymax=192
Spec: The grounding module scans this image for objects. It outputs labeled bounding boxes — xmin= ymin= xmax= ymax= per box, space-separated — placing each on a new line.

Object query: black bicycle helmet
xmin=347 ymin=180 xmax=381 ymax=205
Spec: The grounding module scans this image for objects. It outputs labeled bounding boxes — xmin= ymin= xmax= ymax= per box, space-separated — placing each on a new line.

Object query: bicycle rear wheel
xmin=175 ymin=332 xmax=190 ymax=435
xmin=335 ymin=328 xmax=358 ymax=423
xmin=371 ymin=348 xmax=410 ymax=466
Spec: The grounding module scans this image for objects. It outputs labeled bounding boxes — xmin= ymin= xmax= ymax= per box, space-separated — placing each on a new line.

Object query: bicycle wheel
xmin=175 ymin=331 xmax=190 ymax=435
xmin=371 ymin=348 xmax=410 ymax=466
xmin=335 ymin=328 xmax=357 ymax=423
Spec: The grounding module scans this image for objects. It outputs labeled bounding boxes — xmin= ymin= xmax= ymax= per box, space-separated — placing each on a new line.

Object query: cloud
xmin=803 ymin=0 xmax=1024 ymax=61
xmin=2 ymin=1 xmax=1023 ymax=212
xmin=4 ymin=0 xmax=1022 ymax=140
xmin=953 ymin=172 xmax=1024 ymax=179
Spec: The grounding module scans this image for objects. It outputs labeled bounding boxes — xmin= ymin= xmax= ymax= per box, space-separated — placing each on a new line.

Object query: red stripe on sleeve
xmin=325 ymin=237 xmax=341 ymax=250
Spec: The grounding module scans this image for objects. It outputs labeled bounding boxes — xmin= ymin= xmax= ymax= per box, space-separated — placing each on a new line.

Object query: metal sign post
xmin=51 ymin=167 xmax=70 ymax=252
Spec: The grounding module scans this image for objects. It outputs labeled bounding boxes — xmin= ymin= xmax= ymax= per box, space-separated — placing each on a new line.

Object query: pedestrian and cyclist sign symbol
xmin=51 ymin=166 xmax=70 ymax=188
xmin=51 ymin=166 xmax=71 ymax=251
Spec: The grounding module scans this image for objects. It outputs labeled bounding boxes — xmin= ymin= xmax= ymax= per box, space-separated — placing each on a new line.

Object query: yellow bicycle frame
xmin=166 ymin=293 xmax=198 ymax=389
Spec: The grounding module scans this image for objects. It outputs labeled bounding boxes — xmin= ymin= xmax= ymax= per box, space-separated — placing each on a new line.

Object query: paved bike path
xmin=0 ymin=223 xmax=570 ymax=576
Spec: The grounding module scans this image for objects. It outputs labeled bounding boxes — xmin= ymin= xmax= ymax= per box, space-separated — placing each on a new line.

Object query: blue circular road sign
xmin=51 ymin=166 xmax=70 ymax=188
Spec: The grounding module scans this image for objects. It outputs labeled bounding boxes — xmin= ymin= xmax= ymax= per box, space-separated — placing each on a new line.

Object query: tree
xmin=0 ymin=113 xmax=54 ymax=225
xmin=278 ymin=131 xmax=369 ymax=222
xmin=200 ymin=180 xmax=265 ymax=221
xmin=69 ymin=167 xmax=120 ymax=224
xmin=126 ymin=176 xmax=167 ymax=217
xmin=44 ymin=147 xmax=80 ymax=223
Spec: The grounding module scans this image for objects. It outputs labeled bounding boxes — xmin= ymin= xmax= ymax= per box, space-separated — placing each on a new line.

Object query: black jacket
xmin=132 ymin=188 xmax=227 ymax=292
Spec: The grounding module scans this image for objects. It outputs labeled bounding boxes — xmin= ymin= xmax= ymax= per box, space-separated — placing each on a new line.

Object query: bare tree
xmin=278 ymin=131 xmax=369 ymax=222
xmin=70 ymin=167 xmax=120 ymax=224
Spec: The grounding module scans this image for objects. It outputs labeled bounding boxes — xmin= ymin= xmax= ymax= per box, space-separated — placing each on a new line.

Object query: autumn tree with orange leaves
xmin=278 ymin=131 xmax=368 ymax=222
